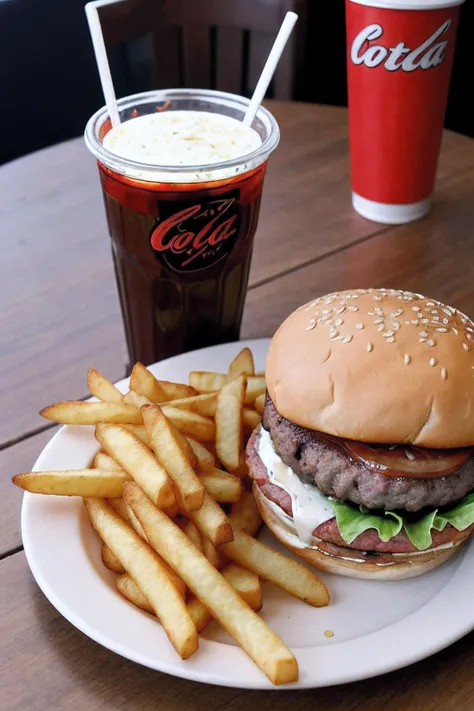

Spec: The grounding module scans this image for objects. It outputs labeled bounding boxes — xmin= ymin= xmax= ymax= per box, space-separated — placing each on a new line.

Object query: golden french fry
xmin=244 ymin=376 xmax=266 ymax=405
xmin=102 ymin=543 xmax=125 ymax=573
xmin=40 ymin=401 xmax=142 ymax=425
xmin=222 ymin=563 xmax=262 ymax=611
xmin=124 ymin=483 xmax=298 ymax=685
xmin=121 ymin=424 xmax=149 ymax=445
xmin=107 ymin=497 xmax=130 ymax=521
xmin=85 ymin=498 xmax=197 ymax=659
xmin=215 ymin=375 xmax=245 ymax=471
xmin=254 ymin=393 xmax=265 ymax=416
xmin=186 ymin=492 xmax=234 ymax=546
xmin=117 ymin=564 xmax=261 ymax=631
xmin=186 ymin=437 xmax=215 ymax=470
xmin=222 ymin=528 xmax=330 ymax=608
xmin=243 ymin=408 xmax=261 ymax=433
xmin=231 ymin=451 xmax=249 ymax=479
xmin=12 ymin=469 xmax=129 ymax=497
xmin=161 ymin=405 xmax=215 ymax=441
xmin=229 ymin=490 xmax=262 ymax=536
xmin=95 ymin=423 xmax=175 ymax=509
xmin=229 ymin=348 xmax=255 ymax=377
xmin=129 ymin=363 xmax=167 ymax=402
xmin=93 ymin=451 xmax=124 ymax=472
xmin=164 ymin=393 xmax=217 ymax=417
xmin=158 ymin=381 xmax=198 ymax=401
xmin=189 ymin=371 xmax=227 ymax=393
xmin=87 ymin=368 xmax=123 ymax=402
xmin=123 ymin=390 xmax=153 ymax=408
xmin=199 ymin=468 xmax=243 ymax=503
xmin=177 ymin=519 xmax=204 ymax=553
xmin=142 ymin=405 xmax=204 ymax=513
xmin=201 ymin=535 xmax=222 ymax=569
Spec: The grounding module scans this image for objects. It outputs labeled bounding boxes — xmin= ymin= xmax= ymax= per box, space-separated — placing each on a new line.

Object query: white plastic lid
xmin=348 ymin=0 xmax=465 ymax=9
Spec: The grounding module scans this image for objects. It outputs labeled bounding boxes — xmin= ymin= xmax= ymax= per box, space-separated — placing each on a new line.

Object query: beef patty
xmin=263 ymin=394 xmax=474 ymax=512
xmin=247 ymin=429 xmax=474 ymax=554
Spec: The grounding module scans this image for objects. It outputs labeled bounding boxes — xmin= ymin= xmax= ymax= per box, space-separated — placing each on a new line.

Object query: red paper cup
xmin=346 ymin=0 xmax=464 ymax=224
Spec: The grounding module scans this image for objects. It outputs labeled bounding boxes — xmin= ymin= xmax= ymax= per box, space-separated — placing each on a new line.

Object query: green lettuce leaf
xmin=329 ymin=492 xmax=474 ymax=551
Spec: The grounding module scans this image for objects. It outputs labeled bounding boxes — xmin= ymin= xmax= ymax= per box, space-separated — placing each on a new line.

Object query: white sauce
xmin=257 ymin=427 xmax=334 ymax=544
xmin=103 ymin=111 xmax=262 ymax=166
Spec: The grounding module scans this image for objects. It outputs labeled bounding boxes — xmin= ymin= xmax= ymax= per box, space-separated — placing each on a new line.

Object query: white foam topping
xmin=103 ymin=110 xmax=262 ymax=167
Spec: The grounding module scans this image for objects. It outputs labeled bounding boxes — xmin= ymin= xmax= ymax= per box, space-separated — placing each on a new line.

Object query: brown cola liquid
xmin=98 ymin=161 xmax=267 ymax=366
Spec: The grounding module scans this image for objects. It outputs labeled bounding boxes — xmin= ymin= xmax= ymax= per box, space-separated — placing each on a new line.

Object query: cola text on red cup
xmin=351 ymin=19 xmax=451 ymax=71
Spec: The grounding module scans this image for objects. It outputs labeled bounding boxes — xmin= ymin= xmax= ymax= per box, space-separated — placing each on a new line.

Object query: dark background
xmin=0 ymin=0 xmax=472 ymax=166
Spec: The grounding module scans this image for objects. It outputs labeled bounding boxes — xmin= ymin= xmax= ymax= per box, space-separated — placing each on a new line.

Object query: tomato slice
xmin=346 ymin=441 xmax=473 ymax=478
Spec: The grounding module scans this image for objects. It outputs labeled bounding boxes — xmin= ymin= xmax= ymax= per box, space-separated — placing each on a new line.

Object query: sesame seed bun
xmin=265 ymin=289 xmax=474 ymax=448
xmin=253 ymin=484 xmax=468 ymax=580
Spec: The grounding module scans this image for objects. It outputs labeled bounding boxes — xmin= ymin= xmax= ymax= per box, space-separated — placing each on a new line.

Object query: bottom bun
xmin=252 ymin=483 xmax=470 ymax=581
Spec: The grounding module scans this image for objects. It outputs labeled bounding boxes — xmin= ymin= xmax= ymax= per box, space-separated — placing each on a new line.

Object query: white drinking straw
xmin=243 ymin=11 xmax=298 ymax=127
xmin=85 ymin=0 xmax=121 ymax=127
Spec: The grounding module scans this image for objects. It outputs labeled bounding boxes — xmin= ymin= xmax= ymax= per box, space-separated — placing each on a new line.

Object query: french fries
xmin=164 ymin=392 xmax=217 ymax=417
xmin=102 ymin=543 xmax=125 ymax=573
xmin=185 ymin=492 xmax=234 ymax=546
xmin=161 ymin=405 xmax=215 ymax=441
xmin=122 ymin=390 xmax=153 ymax=408
xmin=129 ymin=362 xmax=167 ymax=402
xmin=222 ymin=528 xmax=330 ymax=607
xmin=199 ymin=467 xmax=242 ymax=503
xmin=189 ymin=371 xmax=227 ymax=393
xmin=243 ymin=408 xmax=262 ymax=433
xmin=85 ymin=497 xmax=197 ymax=659
xmin=93 ymin=451 xmax=124 ymax=472
xmin=229 ymin=347 xmax=255 ymax=376
xmin=95 ymin=423 xmax=175 ymax=508
xmin=186 ymin=437 xmax=215 ymax=470
xmin=229 ymin=490 xmax=262 ymax=536
xmin=12 ymin=469 xmax=129 ymax=497
xmin=215 ymin=375 xmax=245 ymax=471
xmin=16 ymin=347 xmax=334 ymax=685
xmin=87 ymin=368 xmax=123 ymax=402
xmin=40 ymin=401 xmax=142 ymax=425
xmin=124 ymin=483 xmax=298 ymax=685
xmin=142 ymin=405 xmax=204 ymax=512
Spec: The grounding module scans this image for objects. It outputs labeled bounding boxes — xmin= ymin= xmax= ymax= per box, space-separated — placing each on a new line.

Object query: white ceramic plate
xmin=22 ymin=338 xmax=474 ymax=690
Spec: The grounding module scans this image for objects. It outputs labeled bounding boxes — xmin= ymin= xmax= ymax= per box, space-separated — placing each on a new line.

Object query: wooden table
xmin=2 ymin=101 xmax=474 ymax=710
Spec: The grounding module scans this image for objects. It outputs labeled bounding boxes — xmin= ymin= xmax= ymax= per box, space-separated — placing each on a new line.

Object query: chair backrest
xmin=98 ymin=0 xmax=306 ymax=100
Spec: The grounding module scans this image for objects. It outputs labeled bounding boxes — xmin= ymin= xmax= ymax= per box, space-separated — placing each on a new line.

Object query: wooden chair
xmin=98 ymin=0 xmax=307 ymax=100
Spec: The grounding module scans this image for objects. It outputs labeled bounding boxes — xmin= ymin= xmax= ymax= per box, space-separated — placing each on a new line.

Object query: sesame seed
xmin=417 ymin=313 xmax=423 ymax=319
xmin=467 ymin=326 xmax=474 ymax=333
xmin=441 ymin=368 xmax=447 ymax=381
xmin=419 ymin=331 xmax=428 ymax=338
xmin=412 ymin=306 xmax=421 ymax=311
xmin=463 ymin=343 xmax=470 ymax=351
xmin=374 ymin=307 xmax=384 ymax=314
xmin=393 ymin=320 xmax=400 ymax=330
xmin=305 ymin=323 xmax=316 ymax=331
xmin=421 ymin=319 xmax=429 ymax=324
xmin=384 ymin=330 xmax=395 ymax=337
xmin=333 ymin=318 xmax=343 ymax=327
xmin=411 ymin=320 xmax=419 ymax=325
xmin=426 ymin=302 xmax=435 ymax=307
xmin=347 ymin=305 xmax=359 ymax=312
xmin=405 ymin=449 xmax=416 ymax=461
xmin=386 ymin=336 xmax=395 ymax=343
xmin=432 ymin=316 xmax=440 ymax=321
xmin=356 ymin=323 xmax=364 ymax=329
xmin=467 ymin=334 xmax=474 ymax=341
xmin=443 ymin=318 xmax=449 ymax=325
xmin=342 ymin=335 xmax=353 ymax=344
xmin=453 ymin=327 xmax=459 ymax=335
xmin=419 ymin=337 xmax=426 ymax=343
xmin=367 ymin=342 xmax=373 ymax=353
xmin=377 ymin=324 xmax=385 ymax=332
xmin=330 ymin=335 xmax=343 ymax=341
xmin=374 ymin=318 xmax=384 ymax=324
xmin=373 ymin=295 xmax=382 ymax=300
xmin=426 ymin=339 xmax=435 ymax=347
xmin=405 ymin=320 xmax=411 ymax=326
xmin=404 ymin=354 xmax=411 ymax=365
xmin=335 ymin=307 xmax=346 ymax=315
xmin=430 ymin=358 xmax=436 ymax=366
xmin=436 ymin=327 xmax=448 ymax=333
xmin=322 ymin=350 xmax=332 ymax=363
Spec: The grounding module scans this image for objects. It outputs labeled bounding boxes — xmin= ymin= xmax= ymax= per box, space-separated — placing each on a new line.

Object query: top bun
xmin=266 ymin=289 xmax=474 ymax=448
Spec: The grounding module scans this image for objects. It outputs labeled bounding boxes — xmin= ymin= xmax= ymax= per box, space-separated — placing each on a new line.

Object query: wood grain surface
xmin=2 ymin=553 xmax=473 ymax=711
xmin=2 ymin=101 xmax=474 ymax=709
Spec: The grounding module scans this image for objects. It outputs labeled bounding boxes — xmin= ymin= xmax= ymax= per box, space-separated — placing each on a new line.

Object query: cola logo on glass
xmin=351 ymin=19 xmax=451 ymax=72
xmin=150 ymin=191 xmax=241 ymax=272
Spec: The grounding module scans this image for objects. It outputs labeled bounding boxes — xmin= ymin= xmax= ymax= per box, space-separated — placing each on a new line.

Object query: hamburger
xmin=247 ymin=289 xmax=474 ymax=580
